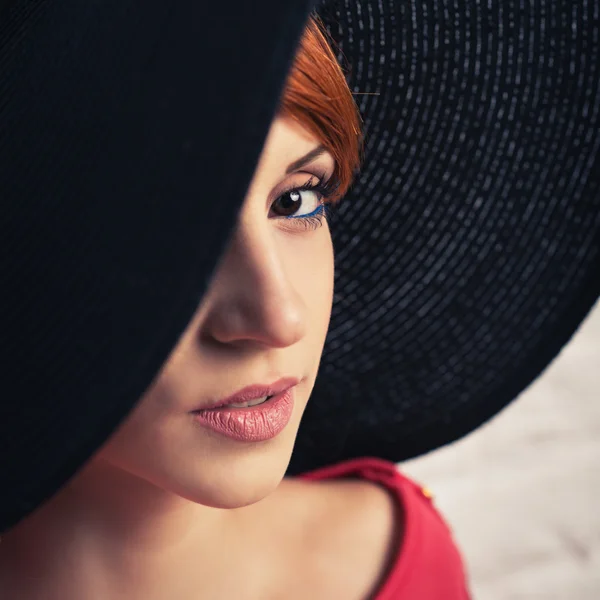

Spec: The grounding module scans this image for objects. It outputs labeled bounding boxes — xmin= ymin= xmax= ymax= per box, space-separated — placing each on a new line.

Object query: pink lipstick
xmin=191 ymin=378 xmax=297 ymax=442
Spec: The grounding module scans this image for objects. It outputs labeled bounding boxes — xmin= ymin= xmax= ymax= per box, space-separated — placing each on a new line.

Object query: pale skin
xmin=0 ymin=117 xmax=400 ymax=600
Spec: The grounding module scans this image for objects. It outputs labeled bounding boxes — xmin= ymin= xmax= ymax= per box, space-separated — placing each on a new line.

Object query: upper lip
xmin=192 ymin=377 xmax=299 ymax=411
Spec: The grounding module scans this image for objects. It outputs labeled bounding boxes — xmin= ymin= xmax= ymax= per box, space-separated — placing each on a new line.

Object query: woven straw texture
xmin=288 ymin=0 xmax=600 ymax=473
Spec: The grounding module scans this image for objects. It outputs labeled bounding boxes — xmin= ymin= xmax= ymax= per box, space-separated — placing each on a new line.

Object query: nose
xmin=201 ymin=220 xmax=307 ymax=349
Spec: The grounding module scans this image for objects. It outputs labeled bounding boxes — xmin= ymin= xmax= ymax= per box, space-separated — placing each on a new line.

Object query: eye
xmin=270 ymin=183 xmax=324 ymax=219
xmin=269 ymin=175 xmax=338 ymax=232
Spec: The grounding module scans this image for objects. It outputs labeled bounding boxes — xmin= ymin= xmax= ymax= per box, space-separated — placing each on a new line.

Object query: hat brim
xmin=0 ymin=0 xmax=312 ymax=532
xmin=287 ymin=0 xmax=600 ymax=473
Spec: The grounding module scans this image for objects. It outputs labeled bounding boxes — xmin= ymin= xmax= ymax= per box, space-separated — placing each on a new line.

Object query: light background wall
xmin=402 ymin=300 xmax=600 ymax=600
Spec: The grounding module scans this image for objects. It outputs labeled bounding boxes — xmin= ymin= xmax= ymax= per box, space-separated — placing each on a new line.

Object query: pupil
xmin=278 ymin=190 xmax=301 ymax=215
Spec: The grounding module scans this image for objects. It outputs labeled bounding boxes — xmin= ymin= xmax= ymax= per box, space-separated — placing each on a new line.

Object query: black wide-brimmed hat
xmin=1 ymin=0 xmax=599 ymax=533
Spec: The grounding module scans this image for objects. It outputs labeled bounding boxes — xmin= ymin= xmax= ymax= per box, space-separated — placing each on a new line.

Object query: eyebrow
xmin=285 ymin=145 xmax=327 ymax=174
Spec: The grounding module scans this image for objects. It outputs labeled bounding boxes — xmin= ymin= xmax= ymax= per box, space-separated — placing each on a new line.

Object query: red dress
xmin=299 ymin=457 xmax=472 ymax=599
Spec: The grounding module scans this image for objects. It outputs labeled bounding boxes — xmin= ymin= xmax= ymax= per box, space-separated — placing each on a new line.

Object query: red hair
xmin=279 ymin=14 xmax=363 ymax=202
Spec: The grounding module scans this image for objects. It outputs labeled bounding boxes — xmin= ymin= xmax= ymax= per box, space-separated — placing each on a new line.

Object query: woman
xmin=1 ymin=1 xmax=598 ymax=599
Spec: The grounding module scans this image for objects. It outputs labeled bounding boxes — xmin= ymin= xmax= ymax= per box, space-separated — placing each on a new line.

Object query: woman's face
xmin=94 ymin=116 xmax=335 ymax=508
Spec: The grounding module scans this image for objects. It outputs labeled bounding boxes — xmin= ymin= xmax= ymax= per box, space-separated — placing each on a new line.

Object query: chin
xmin=167 ymin=430 xmax=298 ymax=509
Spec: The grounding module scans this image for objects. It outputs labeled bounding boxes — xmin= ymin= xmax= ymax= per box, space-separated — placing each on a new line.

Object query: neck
xmin=0 ymin=459 xmax=261 ymax=599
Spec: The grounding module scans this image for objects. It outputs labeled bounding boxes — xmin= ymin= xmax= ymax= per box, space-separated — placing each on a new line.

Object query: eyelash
xmin=273 ymin=177 xmax=337 ymax=231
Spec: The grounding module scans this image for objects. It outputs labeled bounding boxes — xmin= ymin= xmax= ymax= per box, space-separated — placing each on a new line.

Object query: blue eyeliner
xmin=285 ymin=203 xmax=327 ymax=220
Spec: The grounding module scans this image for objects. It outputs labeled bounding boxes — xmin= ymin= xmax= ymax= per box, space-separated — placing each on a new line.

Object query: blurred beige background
xmin=402 ymin=300 xmax=600 ymax=600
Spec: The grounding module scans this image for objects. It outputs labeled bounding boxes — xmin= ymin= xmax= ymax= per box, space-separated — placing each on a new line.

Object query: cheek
xmin=283 ymin=227 xmax=334 ymax=334
xmin=95 ymin=374 xmax=186 ymax=476
xmin=95 ymin=395 xmax=165 ymax=469
xmin=317 ymin=234 xmax=335 ymax=326
xmin=96 ymin=395 xmax=208 ymax=498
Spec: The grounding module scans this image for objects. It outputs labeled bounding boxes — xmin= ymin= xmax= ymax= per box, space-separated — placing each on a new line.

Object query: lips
xmin=191 ymin=386 xmax=296 ymax=442
xmin=192 ymin=376 xmax=299 ymax=412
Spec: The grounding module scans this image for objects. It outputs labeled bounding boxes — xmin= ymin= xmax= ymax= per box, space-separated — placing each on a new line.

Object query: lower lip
xmin=191 ymin=387 xmax=295 ymax=442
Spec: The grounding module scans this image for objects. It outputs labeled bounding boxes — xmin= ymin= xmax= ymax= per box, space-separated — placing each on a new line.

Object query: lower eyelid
xmin=285 ymin=203 xmax=326 ymax=220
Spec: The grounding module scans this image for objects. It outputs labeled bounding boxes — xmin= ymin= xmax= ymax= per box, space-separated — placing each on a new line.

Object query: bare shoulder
xmin=276 ymin=476 xmax=403 ymax=600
